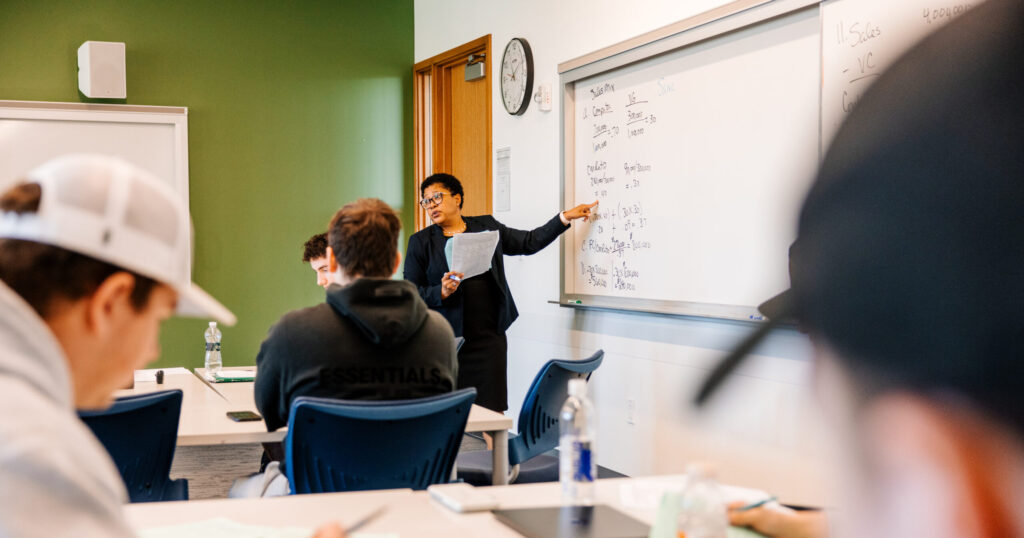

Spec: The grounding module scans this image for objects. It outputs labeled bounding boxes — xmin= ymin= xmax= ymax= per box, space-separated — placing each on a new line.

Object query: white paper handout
xmin=134 ymin=367 xmax=191 ymax=382
xmin=451 ymin=230 xmax=499 ymax=280
xmin=138 ymin=518 xmax=398 ymax=538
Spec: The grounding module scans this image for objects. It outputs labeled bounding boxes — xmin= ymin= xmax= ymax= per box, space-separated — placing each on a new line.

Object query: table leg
xmin=491 ymin=429 xmax=509 ymax=486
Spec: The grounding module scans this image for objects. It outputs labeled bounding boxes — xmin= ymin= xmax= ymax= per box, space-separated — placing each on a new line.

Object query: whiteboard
xmin=559 ymin=0 xmax=979 ymax=321
xmin=0 ymin=100 xmax=191 ymax=271
xmin=821 ymin=0 xmax=978 ymax=147
xmin=561 ymin=3 xmax=820 ymax=321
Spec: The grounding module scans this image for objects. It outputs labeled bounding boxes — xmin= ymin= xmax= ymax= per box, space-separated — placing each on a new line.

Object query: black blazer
xmin=404 ymin=214 xmax=569 ymax=336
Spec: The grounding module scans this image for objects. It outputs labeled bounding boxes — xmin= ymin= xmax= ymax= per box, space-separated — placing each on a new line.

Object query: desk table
xmin=126 ymin=475 xmax=767 ymax=537
xmin=117 ymin=370 xmax=271 ymax=446
xmin=123 ymin=368 xmax=516 ymax=485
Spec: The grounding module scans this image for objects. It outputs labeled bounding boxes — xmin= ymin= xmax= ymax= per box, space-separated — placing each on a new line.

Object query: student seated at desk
xmin=0 ymin=154 xmax=344 ymax=537
xmin=700 ymin=1 xmax=1024 ymax=537
xmin=302 ymin=232 xmax=335 ymax=289
xmin=254 ymin=198 xmax=458 ymax=432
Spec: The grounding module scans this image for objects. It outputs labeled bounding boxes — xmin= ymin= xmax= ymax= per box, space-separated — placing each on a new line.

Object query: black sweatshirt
xmin=254 ymin=278 xmax=458 ymax=431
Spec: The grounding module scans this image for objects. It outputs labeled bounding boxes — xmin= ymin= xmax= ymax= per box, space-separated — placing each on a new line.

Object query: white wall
xmin=416 ymin=0 xmax=833 ymax=505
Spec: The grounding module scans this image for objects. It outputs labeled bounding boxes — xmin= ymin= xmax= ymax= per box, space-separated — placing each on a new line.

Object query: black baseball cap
xmin=696 ymin=0 xmax=1024 ymax=434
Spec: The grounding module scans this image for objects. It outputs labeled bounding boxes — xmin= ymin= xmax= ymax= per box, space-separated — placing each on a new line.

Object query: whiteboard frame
xmin=0 ymin=100 xmax=192 ymax=274
xmin=557 ymin=0 xmax=820 ymax=322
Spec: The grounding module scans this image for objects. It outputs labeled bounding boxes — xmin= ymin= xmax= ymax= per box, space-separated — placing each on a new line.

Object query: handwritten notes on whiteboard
xmin=821 ymin=0 xmax=979 ymax=146
xmin=575 ymin=85 xmax=655 ymax=295
xmin=565 ymin=9 xmax=820 ymax=314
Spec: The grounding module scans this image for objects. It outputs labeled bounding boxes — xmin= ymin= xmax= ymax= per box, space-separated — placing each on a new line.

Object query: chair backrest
xmin=285 ymin=388 xmax=476 ymax=494
xmin=78 ymin=389 xmax=187 ymax=502
xmin=508 ymin=350 xmax=604 ymax=466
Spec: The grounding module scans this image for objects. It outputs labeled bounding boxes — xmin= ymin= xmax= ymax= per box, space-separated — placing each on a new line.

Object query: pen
xmin=345 ymin=506 xmax=387 ymax=533
xmin=450 ymin=275 xmax=461 ymax=282
xmin=736 ymin=496 xmax=777 ymax=511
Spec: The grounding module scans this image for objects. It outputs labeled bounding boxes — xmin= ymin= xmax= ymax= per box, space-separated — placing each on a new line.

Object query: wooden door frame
xmin=413 ymin=35 xmax=492 ymax=231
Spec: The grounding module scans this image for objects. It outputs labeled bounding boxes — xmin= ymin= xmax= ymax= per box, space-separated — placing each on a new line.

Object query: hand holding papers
xmin=451 ymin=230 xmax=499 ymax=280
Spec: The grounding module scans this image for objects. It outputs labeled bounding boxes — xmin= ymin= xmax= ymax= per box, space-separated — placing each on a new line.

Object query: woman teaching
xmin=404 ymin=173 xmax=596 ymax=412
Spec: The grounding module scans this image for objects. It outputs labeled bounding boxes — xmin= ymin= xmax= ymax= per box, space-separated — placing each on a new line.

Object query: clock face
xmin=501 ymin=38 xmax=533 ymax=116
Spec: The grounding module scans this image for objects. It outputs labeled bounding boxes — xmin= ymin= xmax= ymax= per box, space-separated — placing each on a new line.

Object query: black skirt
xmin=457 ymin=273 xmax=508 ymax=412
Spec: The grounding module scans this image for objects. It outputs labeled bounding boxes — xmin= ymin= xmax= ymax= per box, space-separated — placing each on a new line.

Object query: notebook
xmin=210 ymin=370 xmax=255 ymax=383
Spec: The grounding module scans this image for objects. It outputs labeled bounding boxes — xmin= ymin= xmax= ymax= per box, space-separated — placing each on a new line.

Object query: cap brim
xmin=693 ymin=293 xmax=795 ymax=407
xmin=757 ymin=288 xmax=792 ymax=321
xmin=176 ymin=283 xmax=237 ymax=326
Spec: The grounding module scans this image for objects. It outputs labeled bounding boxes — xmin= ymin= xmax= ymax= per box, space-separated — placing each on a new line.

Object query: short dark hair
xmin=0 ymin=183 xmax=158 ymax=318
xmin=301 ymin=233 xmax=328 ymax=263
xmin=420 ymin=173 xmax=464 ymax=208
xmin=327 ymin=198 xmax=401 ymax=278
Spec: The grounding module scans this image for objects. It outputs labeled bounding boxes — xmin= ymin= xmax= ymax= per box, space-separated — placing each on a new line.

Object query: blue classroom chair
xmin=78 ymin=389 xmax=188 ymax=502
xmin=285 ymin=388 xmax=476 ymax=494
xmin=456 ymin=350 xmax=604 ymax=485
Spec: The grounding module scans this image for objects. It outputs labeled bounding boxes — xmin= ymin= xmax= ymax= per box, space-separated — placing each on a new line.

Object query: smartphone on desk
xmin=226 ymin=410 xmax=262 ymax=422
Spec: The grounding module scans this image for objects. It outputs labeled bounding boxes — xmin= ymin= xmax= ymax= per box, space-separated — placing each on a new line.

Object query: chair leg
xmin=508 ymin=464 xmax=520 ymax=484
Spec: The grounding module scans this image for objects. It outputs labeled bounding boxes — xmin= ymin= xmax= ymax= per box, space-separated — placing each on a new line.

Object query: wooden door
xmin=414 ymin=36 xmax=492 ymax=230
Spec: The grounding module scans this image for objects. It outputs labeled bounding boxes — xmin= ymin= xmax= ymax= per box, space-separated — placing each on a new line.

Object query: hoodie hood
xmin=327 ymin=278 xmax=428 ymax=349
xmin=0 ymin=280 xmax=72 ymax=409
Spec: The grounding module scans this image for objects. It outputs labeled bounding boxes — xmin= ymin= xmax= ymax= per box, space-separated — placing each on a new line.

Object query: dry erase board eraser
xmin=78 ymin=41 xmax=126 ymax=99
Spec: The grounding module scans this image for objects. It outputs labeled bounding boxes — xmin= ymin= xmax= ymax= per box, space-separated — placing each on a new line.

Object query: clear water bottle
xmin=677 ymin=463 xmax=728 ymax=538
xmin=559 ymin=378 xmax=597 ymax=505
xmin=204 ymin=321 xmax=222 ymax=377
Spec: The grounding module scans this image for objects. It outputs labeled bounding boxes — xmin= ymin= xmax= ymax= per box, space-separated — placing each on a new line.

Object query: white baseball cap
xmin=0 ymin=154 xmax=236 ymax=325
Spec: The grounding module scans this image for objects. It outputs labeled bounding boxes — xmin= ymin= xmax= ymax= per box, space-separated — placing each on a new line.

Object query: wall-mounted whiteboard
xmin=0 ymin=100 xmax=191 ymax=271
xmin=559 ymin=0 xmax=980 ymax=321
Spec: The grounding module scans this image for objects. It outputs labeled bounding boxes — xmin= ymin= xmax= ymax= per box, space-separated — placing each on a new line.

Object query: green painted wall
xmin=0 ymin=0 xmax=415 ymax=368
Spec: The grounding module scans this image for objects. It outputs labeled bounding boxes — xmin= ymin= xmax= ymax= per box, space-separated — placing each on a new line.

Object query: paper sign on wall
xmin=495 ymin=146 xmax=511 ymax=212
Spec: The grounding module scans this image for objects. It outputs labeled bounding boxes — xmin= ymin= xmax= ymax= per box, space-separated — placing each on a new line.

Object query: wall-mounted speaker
xmin=78 ymin=41 xmax=126 ymax=99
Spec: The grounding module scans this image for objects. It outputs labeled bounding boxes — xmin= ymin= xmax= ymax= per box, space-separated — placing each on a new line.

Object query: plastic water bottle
xmin=677 ymin=463 xmax=728 ymax=538
xmin=559 ymin=378 xmax=597 ymax=505
xmin=204 ymin=321 xmax=222 ymax=377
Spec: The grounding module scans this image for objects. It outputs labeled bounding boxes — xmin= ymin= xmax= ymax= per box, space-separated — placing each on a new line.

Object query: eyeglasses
xmin=419 ymin=192 xmax=449 ymax=208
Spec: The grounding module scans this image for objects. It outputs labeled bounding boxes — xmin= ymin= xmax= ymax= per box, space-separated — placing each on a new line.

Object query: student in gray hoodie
xmin=0 ymin=155 xmax=244 ymax=537
xmin=255 ymin=198 xmax=458 ymax=432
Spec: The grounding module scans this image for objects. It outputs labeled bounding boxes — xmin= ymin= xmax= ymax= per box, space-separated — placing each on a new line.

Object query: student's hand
xmin=563 ymin=201 xmax=599 ymax=222
xmin=311 ymin=523 xmax=347 ymax=538
xmin=441 ymin=271 xmax=464 ymax=299
xmin=727 ymin=501 xmax=828 ymax=538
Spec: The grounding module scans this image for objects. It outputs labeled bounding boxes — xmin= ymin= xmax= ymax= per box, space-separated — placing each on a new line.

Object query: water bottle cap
xmin=209 ymin=321 xmax=217 ymax=328
xmin=568 ymin=378 xmax=587 ymax=397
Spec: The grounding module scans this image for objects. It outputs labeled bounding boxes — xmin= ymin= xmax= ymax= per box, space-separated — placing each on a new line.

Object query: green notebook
xmin=211 ymin=371 xmax=255 ymax=383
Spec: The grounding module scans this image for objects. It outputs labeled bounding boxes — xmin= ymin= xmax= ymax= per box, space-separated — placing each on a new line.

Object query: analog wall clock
xmin=500 ymin=37 xmax=534 ymax=116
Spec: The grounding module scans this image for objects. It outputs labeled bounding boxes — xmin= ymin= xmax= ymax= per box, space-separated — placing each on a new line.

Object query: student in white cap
xmin=0 ymin=154 xmax=343 ymax=537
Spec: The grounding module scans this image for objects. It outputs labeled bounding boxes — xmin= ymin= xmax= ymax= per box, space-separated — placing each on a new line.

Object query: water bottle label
xmin=205 ymin=342 xmax=221 ymax=352
xmin=573 ymin=441 xmax=593 ymax=482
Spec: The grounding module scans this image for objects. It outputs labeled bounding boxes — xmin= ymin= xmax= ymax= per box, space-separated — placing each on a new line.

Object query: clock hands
xmin=501 ymin=38 xmax=531 ymax=114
